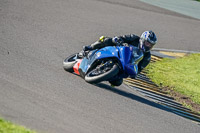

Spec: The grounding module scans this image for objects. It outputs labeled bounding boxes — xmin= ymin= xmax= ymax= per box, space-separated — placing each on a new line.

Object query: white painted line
xmin=153 ymin=48 xmax=200 ymax=53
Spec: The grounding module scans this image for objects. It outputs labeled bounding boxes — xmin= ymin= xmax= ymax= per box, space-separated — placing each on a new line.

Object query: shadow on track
xmin=94 ymin=83 xmax=200 ymax=123
xmin=95 ymin=83 xmax=172 ymax=112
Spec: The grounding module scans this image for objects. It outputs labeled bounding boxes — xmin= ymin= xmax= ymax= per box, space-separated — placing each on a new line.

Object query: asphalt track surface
xmin=0 ymin=0 xmax=200 ymax=133
xmin=141 ymin=0 xmax=200 ymax=20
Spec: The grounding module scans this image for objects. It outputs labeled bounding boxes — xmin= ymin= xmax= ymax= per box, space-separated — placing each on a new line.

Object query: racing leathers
xmin=84 ymin=34 xmax=151 ymax=76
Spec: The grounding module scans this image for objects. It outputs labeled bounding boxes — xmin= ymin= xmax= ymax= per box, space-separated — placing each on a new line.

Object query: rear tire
xmin=63 ymin=53 xmax=78 ymax=72
xmin=85 ymin=64 xmax=119 ymax=84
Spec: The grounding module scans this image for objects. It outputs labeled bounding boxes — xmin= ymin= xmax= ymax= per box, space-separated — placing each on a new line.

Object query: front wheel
xmin=85 ymin=61 xmax=119 ymax=84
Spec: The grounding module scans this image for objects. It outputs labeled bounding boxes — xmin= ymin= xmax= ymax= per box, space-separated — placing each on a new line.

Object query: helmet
xmin=139 ymin=31 xmax=157 ymax=52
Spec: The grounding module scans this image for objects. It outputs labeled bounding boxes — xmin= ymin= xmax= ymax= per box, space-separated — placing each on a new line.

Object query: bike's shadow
xmin=94 ymin=82 xmax=173 ymax=113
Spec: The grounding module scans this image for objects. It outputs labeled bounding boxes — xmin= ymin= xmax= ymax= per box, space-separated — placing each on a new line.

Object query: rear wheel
xmin=85 ymin=60 xmax=119 ymax=84
xmin=63 ymin=53 xmax=79 ymax=72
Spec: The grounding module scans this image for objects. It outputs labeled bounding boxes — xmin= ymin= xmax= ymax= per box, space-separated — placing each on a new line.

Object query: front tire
xmin=85 ymin=64 xmax=119 ymax=84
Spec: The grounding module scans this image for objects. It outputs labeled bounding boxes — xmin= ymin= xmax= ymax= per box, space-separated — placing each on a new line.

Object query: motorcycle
xmin=63 ymin=44 xmax=144 ymax=86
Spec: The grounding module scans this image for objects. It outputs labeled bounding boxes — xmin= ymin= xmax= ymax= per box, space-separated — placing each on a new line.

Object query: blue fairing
xmin=79 ymin=47 xmax=119 ymax=76
xmin=95 ymin=46 xmax=119 ymax=59
xmin=79 ymin=45 xmax=140 ymax=79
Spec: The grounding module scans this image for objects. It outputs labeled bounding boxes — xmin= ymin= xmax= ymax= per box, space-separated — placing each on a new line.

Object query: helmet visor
xmin=144 ymin=40 xmax=154 ymax=50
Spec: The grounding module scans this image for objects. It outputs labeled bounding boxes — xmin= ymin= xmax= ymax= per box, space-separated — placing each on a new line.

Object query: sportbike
xmin=63 ymin=44 xmax=143 ymax=86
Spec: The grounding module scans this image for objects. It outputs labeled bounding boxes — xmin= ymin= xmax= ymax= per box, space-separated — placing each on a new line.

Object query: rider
xmin=83 ymin=31 xmax=157 ymax=85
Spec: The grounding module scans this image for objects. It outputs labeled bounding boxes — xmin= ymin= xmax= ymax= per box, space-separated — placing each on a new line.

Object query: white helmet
xmin=140 ymin=31 xmax=157 ymax=52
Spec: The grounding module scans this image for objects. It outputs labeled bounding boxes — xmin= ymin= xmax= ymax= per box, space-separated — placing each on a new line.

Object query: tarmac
xmin=140 ymin=0 xmax=200 ymax=20
xmin=151 ymin=48 xmax=200 ymax=59
xmin=140 ymin=0 xmax=200 ymax=55
xmin=1 ymin=1 xmax=200 ymax=132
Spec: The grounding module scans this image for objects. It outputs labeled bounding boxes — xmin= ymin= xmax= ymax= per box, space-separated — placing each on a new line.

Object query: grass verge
xmin=0 ymin=117 xmax=36 ymax=133
xmin=146 ymin=53 xmax=200 ymax=112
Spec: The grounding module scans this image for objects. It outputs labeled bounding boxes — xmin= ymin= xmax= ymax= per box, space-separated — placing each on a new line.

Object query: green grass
xmin=146 ymin=53 xmax=200 ymax=105
xmin=0 ymin=117 xmax=36 ymax=133
xmin=196 ymin=0 xmax=200 ymax=2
